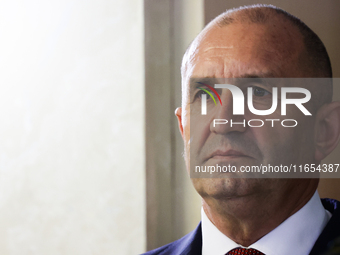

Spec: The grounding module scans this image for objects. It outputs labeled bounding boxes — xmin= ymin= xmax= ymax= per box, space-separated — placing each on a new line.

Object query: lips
xmin=208 ymin=149 xmax=250 ymax=159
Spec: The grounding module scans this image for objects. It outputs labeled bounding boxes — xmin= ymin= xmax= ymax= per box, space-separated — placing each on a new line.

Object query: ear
xmin=314 ymin=102 xmax=340 ymax=161
xmin=175 ymin=107 xmax=184 ymax=139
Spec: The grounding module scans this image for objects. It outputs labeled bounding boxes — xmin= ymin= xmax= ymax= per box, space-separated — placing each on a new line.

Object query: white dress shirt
xmin=202 ymin=191 xmax=331 ymax=255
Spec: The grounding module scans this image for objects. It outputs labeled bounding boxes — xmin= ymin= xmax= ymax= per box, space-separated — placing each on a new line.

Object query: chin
xmin=192 ymin=178 xmax=272 ymax=201
xmin=192 ymin=178 xmax=240 ymax=199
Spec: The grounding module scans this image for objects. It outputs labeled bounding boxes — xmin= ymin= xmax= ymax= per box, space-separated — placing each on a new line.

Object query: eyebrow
xmin=189 ymin=72 xmax=278 ymax=90
xmin=190 ymin=77 xmax=220 ymax=89
xmin=234 ymin=72 xmax=279 ymax=90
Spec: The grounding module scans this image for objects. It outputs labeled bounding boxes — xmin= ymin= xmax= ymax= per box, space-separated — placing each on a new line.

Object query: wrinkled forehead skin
xmin=181 ymin=15 xmax=325 ymax=109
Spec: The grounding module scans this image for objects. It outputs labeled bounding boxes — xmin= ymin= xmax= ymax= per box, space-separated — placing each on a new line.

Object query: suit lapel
xmin=178 ymin=223 xmax=202 ymax=255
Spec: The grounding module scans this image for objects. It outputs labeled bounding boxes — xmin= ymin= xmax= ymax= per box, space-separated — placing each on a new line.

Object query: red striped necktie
xmin=226 ymin=247 xmax=265 ymax=255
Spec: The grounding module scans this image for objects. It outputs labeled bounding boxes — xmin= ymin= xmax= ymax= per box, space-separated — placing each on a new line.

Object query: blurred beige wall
xmin=0 ymin=0 xmax=145 ymax=254
xmin=144 ymin=0 xmax=203 ymax=250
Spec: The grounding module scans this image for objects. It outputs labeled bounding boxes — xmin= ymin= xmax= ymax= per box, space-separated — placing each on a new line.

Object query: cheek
xmin=182 ymin=105 xmax=213 ymax=152
xmin=251 ymin=117 xmax=315 ymax=164
xmin=190 ymin=113 xmax=212 ymax=151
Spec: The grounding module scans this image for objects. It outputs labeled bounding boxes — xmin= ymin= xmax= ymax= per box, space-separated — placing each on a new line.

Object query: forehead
xmin=185 ymin=21 xmax=305 ymax=80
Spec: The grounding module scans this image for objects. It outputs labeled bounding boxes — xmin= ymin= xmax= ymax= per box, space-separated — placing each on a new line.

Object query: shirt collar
xmin=202 ymin=191 xmax=331 ymax=255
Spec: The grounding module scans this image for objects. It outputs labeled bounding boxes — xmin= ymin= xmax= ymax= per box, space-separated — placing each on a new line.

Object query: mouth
xmin=209 ymin=149 xmax=250 ymax=160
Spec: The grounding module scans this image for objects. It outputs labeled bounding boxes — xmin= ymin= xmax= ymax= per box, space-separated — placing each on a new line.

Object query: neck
xmin=202 ymin=179 xmax=318 ymax=247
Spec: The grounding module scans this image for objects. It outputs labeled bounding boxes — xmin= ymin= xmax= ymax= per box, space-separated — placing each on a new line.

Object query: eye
xmin=194 ymin=88 xmax=215 ymax=100
xmin=195 ymin=89 xmax=208 ymax=99
xmin=252 ymin=86 xmax=270 ymax=97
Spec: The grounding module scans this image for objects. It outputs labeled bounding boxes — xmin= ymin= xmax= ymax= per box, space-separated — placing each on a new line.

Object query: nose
xmin=210 ymin=89 xmax=247 ymax=134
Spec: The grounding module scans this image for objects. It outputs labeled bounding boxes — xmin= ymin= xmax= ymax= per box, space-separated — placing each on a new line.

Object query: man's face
xmin=178 ymin=20 xmax=319 ymax=200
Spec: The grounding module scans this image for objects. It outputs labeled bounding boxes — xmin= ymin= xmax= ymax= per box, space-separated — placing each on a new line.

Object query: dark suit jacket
xmin=142 ymin=199 xmax=340 ymax=255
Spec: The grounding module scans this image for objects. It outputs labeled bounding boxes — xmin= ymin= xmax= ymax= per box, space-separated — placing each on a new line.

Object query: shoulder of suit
xmin=140 ymin=223 xmax=202 ymax=255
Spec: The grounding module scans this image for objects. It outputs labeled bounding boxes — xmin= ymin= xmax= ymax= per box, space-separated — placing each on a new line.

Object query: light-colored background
xmin=0 ymin=0 xmax=145 ymax=254
xmin=0 ymin=0 xmax=339 ymax=254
